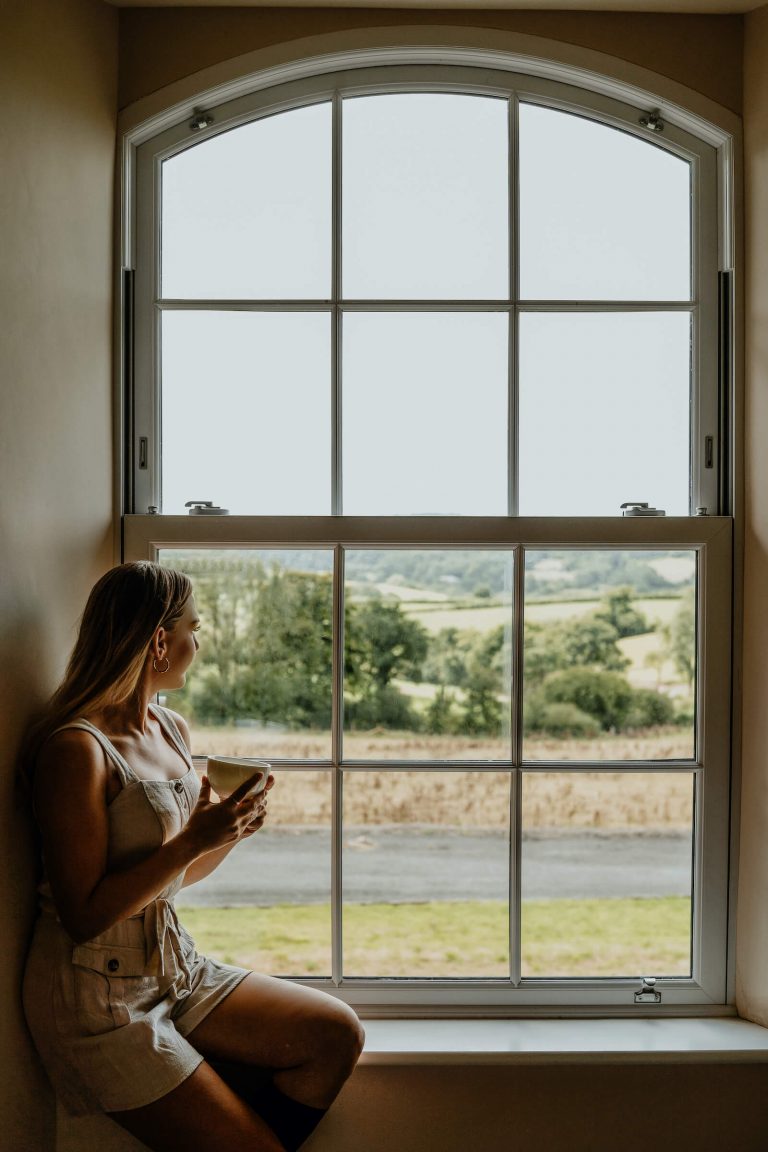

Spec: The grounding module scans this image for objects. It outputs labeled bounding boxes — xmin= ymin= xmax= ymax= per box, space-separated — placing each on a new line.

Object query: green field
xmin=402 ymin=595 xmax=686 ymax=635
xmin=178 ymin=896 xmax=691 ymax=979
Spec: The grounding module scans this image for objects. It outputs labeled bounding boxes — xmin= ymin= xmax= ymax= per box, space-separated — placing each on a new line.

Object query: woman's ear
xmin=152 ymin=626 xmax=168 ymax=661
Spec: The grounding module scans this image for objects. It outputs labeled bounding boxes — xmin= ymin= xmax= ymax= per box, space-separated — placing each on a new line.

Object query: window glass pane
xmin=343 ymin=94 xmax=509 ymax=299
xmin=523 ymin=549 xmax=696 ymax=761
xmin=343 ymin=770 xmax=510 ymax=976
xmin=162 ymin=103 xmax=331 ymax=299
xmin=158 ymin=549 xmax=334 ymax=759
xmin=178 ymin=769 xmax=331 ymax=977
xmin=518 ymin=312 xmax=691 ymax=516
xmin=519 ymin=104 xmax=691 ymax=301
xmin=343 ymin=312 xmax=508 ymax=515
xmin=521 ymin=771 xmax=694 ymax=977
xmin=343 ymin=550 xmax=513 ymax=760
xmin=161 ymin=311 xmax=331 ymax=514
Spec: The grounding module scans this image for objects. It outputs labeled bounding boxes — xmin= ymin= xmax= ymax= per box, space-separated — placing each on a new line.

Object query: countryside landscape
xmin=164 ymin=547 xmax=696 ymax=979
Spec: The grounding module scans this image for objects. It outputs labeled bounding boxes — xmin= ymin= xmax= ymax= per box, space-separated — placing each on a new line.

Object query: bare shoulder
xmin=33 ymin=723 xmax=109 ymax=815
xmin=162 ymin=706 xmax=193 ymax=751
xmin=34 ymin=727 xmax=109 ymax=797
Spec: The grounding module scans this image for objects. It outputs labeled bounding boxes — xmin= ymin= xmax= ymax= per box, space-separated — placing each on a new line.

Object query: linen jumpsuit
xmin=22 ymin=704 xmax=250 ymax=1116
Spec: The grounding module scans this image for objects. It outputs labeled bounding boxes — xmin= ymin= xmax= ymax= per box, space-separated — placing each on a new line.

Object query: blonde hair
xmin=26 ymin=561 xmax=192 ymax=772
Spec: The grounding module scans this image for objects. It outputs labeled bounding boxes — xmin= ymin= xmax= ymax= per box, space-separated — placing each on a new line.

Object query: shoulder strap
xmin=150 ymin=704 xmax=194 ymax=768
xmin=50 ymin=720 xmax=139 ymax=788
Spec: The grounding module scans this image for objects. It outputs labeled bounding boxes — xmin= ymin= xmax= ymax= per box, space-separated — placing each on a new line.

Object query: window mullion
xmin=332 ymin=90 xmax=343 ymax=516
xmin=331 ymin=543 xmax=345 ymax=984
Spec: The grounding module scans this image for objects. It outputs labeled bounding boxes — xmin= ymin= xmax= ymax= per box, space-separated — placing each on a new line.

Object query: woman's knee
xmin=311 ymin=998 xmax=365 ymax=1074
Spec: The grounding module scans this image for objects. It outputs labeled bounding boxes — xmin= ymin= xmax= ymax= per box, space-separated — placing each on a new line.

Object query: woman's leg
xmin=185 ymin=973 xmax=365 ymax=1149
xmin=109 ymin=1059 xmax=286 ymax=1152
xmin=186 ymin=973 xmax=365 ymax=1108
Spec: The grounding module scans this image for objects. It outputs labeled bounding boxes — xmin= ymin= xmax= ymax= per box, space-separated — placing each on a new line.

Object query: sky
xmin=159 ymin=94 xmax=692 ymax=517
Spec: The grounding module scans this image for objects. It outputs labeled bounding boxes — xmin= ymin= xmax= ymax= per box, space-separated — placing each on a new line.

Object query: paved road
xmin=180 ymin=827 xmax=692 ymax=906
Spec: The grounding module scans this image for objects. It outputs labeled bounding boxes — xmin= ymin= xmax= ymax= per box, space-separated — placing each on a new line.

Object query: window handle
xmin=620 ymin=502 xmax=666 ymax=517
xmin=184 ymin=501 xmax=230 ymax=515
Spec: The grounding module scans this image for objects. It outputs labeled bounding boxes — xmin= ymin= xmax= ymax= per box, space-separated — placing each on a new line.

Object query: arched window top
xmin=133 ymin=63 xmax=719 ymax=519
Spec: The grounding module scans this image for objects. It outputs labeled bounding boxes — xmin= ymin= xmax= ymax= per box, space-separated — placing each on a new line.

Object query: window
xmin=124 ymin=59 xmax=732 ymax=1012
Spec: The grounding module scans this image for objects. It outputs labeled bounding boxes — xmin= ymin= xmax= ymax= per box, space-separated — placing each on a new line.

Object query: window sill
xmin=358 ymin=1018 xmax=768 ymax=1065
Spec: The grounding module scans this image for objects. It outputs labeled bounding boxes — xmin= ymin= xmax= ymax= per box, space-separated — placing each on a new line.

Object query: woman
xmin=23 ymin=561 xmax=364 ymax=1152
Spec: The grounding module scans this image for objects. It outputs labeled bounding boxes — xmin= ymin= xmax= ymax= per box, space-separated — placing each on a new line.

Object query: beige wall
xmin=6 ymin=2 xmax=768 ymax=1149
xmin=738 ymin=3 xmax=768 ymax=1026
xmin=117 ymin=7 xmax=743 ymax=114
xmin=0 ymin=1 xmax=118 ymax=1149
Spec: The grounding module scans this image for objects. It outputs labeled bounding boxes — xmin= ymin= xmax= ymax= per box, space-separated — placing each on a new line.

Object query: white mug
xmin=205 ymin=756 xmax=271 ymax=799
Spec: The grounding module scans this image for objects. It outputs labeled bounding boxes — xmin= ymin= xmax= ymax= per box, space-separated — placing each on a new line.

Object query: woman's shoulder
xmin=153 ymin=704 xmax=192 ymax=750
xmin=35 ymin=725 xmax=109 ymax=785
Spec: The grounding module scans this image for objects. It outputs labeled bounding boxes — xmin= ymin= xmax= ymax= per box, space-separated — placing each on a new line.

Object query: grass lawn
xmin=177 ymin=896 xmax=690 ymax=979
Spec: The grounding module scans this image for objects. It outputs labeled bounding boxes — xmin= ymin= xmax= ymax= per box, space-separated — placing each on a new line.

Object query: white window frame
xmin=122 ymin=55 xmax=734 ymax=1014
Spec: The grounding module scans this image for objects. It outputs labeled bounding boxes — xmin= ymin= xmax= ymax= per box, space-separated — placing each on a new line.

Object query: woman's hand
xmin=182 ymin=772 xmax=267 ymax=854
xmin=240 ymin=773 xmax=275 ymax=836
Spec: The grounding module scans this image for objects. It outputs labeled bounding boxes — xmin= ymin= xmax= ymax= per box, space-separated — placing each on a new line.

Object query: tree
xmin=344 ymin=599 xmax=429 ymax=729
xmin=594 ymin=587 xmax=650 ymax=638
xmin=524 ymin=613 xmax=629 ymax=687
xmin=663 ymin=587 xmax=696 ymax=689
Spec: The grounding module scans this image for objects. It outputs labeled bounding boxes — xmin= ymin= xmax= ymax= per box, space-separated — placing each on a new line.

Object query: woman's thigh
xmin=109 ymin=1060 xmax=284 ymax=1152
xmin=186 ymin=972 xmax=364 ymax=1102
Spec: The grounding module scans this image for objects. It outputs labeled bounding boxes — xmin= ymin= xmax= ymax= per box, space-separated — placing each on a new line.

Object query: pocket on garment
xmin=72 ymin=942 xmax=160 ymax=1029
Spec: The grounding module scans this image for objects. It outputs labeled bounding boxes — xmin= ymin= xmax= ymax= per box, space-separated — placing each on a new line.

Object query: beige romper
xmin=23 ymin=704 xmax=250 ymax=1116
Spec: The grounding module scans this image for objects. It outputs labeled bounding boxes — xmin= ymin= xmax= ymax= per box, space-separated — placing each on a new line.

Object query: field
xmin=177 ymin=897 xmax=691 ymax=978
xmin=400 ymin=594 xmax=686 ymax=635
xmin=190 ymin=727 xmax=694 ymax=832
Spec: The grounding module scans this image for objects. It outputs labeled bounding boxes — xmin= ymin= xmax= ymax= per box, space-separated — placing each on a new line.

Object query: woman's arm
xmin=165 ymin=707 xmax=274 ymax=889
xmin=33 ymin=729 xmax=262 ymax=943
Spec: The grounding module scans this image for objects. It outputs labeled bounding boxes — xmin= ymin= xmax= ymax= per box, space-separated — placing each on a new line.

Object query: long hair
xmin=25 ymin=561 xmax=192 ymax=775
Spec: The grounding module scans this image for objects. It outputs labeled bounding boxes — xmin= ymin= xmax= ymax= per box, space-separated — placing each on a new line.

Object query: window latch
xmin=185 ymin=501 xmax=230 ymax=515
xmin=634 ymin=977 xmax=662 ymax=1004
xmin=620 ymin=502 xmax=666 ymax=517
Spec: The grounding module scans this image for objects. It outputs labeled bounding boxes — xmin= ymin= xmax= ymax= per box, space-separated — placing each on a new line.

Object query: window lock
xmin=634 ymin=977 xmax=662 ymax=1004
xmin=620 ymin=502 xmax=666 ymax=517
xmin=184 ymin=501 xmax=230 ymax=515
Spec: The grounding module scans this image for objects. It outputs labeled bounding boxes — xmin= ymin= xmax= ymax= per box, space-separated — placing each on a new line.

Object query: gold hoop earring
xmin=153 ymin=657 xmax=170 ymax=674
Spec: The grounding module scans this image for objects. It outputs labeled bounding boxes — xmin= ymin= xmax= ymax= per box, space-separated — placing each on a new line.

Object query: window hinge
xmin=634 ymin=977 xmax=662 ymax=1005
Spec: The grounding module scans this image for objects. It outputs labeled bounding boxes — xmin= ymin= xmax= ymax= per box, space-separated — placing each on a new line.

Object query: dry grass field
xmin=190 ymin=727 xmax=694 ymax=832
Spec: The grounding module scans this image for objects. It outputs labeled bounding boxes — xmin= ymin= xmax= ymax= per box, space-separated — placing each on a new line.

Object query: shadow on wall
xmin=0 ymin=593 xmax=59 ymax=1152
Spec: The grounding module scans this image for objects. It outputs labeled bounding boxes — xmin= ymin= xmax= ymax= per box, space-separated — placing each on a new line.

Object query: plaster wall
xmin=117 ymin=7 xmax=743 ymax=113
xmin=738 ymin=2 xmax=768 ymax=1027
xmin=5 ymin=2 xmax=766 ymax=1149
xmin=0 ymin=1 xmax=118 ymax=1148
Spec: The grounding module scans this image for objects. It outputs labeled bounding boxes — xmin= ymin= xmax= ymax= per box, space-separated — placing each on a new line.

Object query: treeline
xmin=170 ymin=558 xmax=694 ymax=737
xmin=166 ymin=548 xmax=689 ymax=601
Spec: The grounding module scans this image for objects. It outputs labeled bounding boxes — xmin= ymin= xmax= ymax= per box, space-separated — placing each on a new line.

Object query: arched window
xmin=124 ymin=57 xmax=733 ymax=1010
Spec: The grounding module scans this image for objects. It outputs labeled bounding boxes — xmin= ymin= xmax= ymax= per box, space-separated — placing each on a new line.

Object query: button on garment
xmin=22 ymin=704 xmax=250 ymax=1117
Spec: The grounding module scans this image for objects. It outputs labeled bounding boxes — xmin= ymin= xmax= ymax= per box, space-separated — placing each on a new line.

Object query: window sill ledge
xmin=357 ymin=1018 xmax=768 ymax=1065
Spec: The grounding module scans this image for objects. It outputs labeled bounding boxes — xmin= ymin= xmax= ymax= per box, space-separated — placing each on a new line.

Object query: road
xmin=179 ymin=826 xmax=692 ymax=906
